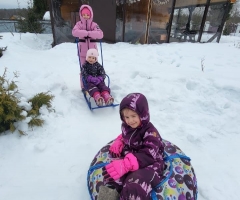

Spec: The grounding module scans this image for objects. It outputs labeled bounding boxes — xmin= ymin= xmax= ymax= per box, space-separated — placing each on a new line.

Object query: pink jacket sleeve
xmin=72 ymin=22 xmax=103 ymax=39
xmin=72 ymin=22 xmax=88 ymax=38
xmin=88 ymin=23 xmax=103 ymax=39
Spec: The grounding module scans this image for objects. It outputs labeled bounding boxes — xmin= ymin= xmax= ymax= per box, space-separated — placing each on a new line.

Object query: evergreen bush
xmin=0 ymin=68 xmax=54 ymax=135
xmin=17 ymin=2 xmax=44 ymax=34
xmin=0 ymin=36 xmax=7 ymax=58
xmin=33 ymin=0 xmax=48 ymax=20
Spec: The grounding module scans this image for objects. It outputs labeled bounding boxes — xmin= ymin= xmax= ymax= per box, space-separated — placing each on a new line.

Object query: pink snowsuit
xmin=72 ymin=5 xmax=103 ymax=65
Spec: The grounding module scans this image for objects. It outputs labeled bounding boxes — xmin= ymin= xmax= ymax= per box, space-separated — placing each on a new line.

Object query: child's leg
xmin=86 ymin=83 xmax=97 ymax=96
xmin=93 ymin=91 xmax=104 ymax=106
xmin=101 ymin=91 xmax=114 ymax=105
xmin=86 ymin=83 xmax=104 ymax=106
xmin=97 ymin=82 xmax=114 ymax=105
xmin=120 ymin=168 xmax=161 ymax=200
xmin=97 ymin=82 xmax=110 ymax=93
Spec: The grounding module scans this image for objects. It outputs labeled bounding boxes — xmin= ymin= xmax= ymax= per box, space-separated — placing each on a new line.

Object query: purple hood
xmin=120 ymin=93 xmax=150 ymax=127
xmin=119 ymin=93 xmax=164 ymax=174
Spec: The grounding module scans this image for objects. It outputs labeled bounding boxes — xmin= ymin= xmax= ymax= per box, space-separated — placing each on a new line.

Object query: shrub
xmin=0 ymin=36 xmax=7 ymax=58
xmin=33 ymin=0 xmax=48 ymax=20
xmin=17 ymin=1 xmax=44 ymax=34
xmin=0 ymin=68 xmax=54 ymax=135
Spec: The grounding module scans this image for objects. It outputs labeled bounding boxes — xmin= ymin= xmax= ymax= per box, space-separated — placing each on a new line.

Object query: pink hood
xmin=79 ymin=5 xmax=94 ymax=29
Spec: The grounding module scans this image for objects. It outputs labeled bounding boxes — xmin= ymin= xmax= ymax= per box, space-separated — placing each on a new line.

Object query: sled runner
xmin=75 ymin=38 xmax=119 ymax=110
xmin=87 ymin=139 xmax=198 ymax=200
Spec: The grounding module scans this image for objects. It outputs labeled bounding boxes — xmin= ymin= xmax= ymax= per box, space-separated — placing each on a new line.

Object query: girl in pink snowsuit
xmin=72 ymin=5 xmax=103 ymax=65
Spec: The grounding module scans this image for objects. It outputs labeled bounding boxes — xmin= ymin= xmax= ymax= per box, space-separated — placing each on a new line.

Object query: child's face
xmin=82 ymin=13 xmax=90 ymax=19
xmin=87 ymin=56 xmax=96 ymax=64
xmin=122 ymin=109 xmax=141 ymax=128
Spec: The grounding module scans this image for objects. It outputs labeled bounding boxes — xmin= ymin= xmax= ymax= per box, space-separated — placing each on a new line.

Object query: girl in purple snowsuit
xmin=72 ymin=5 xmax=103 ymax=65
xmin=102 ymin=93 xmax=165 ymax=200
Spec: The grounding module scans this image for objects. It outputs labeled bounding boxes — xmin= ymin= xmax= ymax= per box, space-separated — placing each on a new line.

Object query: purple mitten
xmin=97 ymin=76 xmax=103 ymax=82
xmin=91 ymin=77 xmax=99 ymax=84
xmin=87 ymin=76 xmax=99 ymax=84
xmin=87 ymin=75 xmax=93 ymax=83
xmin=95 ymin=79 xmax=101 ymax=85
xmin=94 ymin=76 xmax=103 ymax=85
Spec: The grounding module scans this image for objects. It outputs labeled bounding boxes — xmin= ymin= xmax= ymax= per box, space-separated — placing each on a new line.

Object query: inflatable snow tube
xmin=87 ymin=139 xmax=198 ymax=200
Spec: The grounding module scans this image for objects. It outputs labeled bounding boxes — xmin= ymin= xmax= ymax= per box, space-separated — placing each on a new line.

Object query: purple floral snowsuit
xmin=72 ymin=5 xmax=103 ymax=65
xmin=107 ymin=93 xmax=165 ymax=200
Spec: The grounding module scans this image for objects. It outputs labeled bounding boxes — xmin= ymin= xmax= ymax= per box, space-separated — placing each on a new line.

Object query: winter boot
xmin=101 ymin=91 xmax=114 ymax=105
xmin=93 ymin=92 xmax=104 ymax=106
xmin=98 ymin=185 xmax=119 ymax=200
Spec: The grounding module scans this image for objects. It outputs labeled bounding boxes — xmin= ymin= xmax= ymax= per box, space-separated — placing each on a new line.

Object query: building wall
xmin=90 ymin=0 xmax=117 ymax=43
xmin=60 ymin=0 xmax=79 ymax=22
xmin=49 ymin=0 xmax=236 ymax=45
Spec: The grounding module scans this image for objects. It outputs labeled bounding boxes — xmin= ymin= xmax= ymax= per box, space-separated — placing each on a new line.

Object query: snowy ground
xmin=0 ymin=32 xmax=240 ymax=200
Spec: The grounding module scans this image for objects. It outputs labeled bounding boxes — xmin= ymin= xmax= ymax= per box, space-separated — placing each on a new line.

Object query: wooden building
xmin=48 ymin=0 xmax=236 ymax=46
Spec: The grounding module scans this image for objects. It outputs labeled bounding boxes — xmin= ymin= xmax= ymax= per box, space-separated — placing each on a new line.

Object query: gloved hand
xmin=87 ymin=76 xmax=99 ymax=84
xmin=87 ymin=75 xmax=93 ymax=83
xmin=97 ymin=76 xmax=103 ymax=82
xmin=88 ymin=31 xmax=94 ymax=38
xmin=103 ymin=153 xmax=139 ymax=180
xmin=94 ymin=76 xmax=103 ymax=85
xmin=109 ymin=134 xmax=124 ymax=158
xmin=80 ymin=30 xmax=88 ymax=37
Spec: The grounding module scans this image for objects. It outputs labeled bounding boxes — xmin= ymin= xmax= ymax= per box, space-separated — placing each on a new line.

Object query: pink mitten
xmin=105 ymin=153 xmax=139 ymax=180
xmin=109 ymin=134 xmax=124 ymax=157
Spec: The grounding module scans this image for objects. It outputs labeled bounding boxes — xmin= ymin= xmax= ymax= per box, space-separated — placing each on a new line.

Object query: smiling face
xmin=87 ymin=56 xmax=96 ymax=64
xmin=122 ymin=108 xmax=141 ymax=128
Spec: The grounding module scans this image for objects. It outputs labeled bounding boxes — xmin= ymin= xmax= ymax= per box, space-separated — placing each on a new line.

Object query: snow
xmin=43 ymin=11 xmax=50 ymax=21
xmin=0 ymin=32 xmax=240 ymax=200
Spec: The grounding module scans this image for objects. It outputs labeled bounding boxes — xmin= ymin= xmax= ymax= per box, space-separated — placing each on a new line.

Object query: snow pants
xmin=105 ymin=168 xmax=162 ymax=200
xmin=87 ymin=82 xmax=110 ymax=97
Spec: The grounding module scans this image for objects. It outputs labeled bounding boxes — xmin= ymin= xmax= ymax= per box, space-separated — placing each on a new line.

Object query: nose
xmin=128 ymin=118 xmax=133 ymax=124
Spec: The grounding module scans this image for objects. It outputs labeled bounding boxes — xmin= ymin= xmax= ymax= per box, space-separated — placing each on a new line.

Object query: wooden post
xmin=122 ymin=0 xmax=126 ymax=42
xmin=197 ymin=0 xmax=211 ymax=42
xmin=145 ymin=0 xmax=152 ymax=44
xmin=47 ymin=0 xmax=57 ymax=47
xmin=216 ymin=1 xmax=231 ymax=43
xmin=167 ymin=0 xmax=177 ymax=43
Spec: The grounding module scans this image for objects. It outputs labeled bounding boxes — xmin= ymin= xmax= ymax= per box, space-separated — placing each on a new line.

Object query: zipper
xmin=128 ymin=129 xmax=137 ymax=147
xmin=86 ymin=23 xmax=89 ymax=49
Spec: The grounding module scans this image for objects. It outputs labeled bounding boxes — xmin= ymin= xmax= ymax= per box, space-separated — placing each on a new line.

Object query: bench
xmin=176 ymin=28 xmax=198 ymax=42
